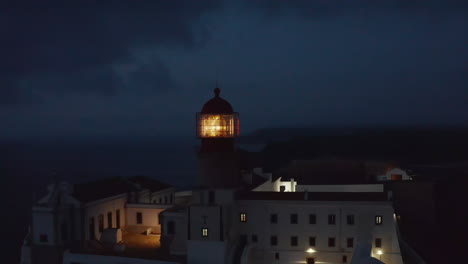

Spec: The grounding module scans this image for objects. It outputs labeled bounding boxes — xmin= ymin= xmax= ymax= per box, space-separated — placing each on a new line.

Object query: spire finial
xmin=214 ymin=87 xmax=220 ymax=97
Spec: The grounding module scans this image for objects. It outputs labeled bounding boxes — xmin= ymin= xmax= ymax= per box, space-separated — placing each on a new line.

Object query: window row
xmin=152 ymin=193 xmax=174 ymax=204
xmin=96 ymin=209 xmax=122 ymax=232
xmin=240 ymin=213 xmax=383 ymax=225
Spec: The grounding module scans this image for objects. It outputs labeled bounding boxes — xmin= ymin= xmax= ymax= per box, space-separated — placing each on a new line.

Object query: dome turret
xmin=201 ymin=88 xmax=234 ymax=114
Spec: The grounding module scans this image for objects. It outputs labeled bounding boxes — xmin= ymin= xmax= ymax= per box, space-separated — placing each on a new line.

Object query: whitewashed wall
xmin=84 ymin=195 xmax=127 ymax=240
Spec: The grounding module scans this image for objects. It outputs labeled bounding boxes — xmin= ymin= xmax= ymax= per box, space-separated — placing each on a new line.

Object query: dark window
xmin=240 ymin=213 xmax=247 ymax=222
xmin=307 ymin=258 xmax=315 ymax=264
xmin=347 ymin=214 xmax=354 ymax=225
xmin=240 ymin=235 xmax=247 ymax=244
xmin=328 ymin=237 xmax=336 ymax=247
xmin=168 ymin=221 xmax=175 ymax=235
xmin=98 ymin=214 xmax=104 ymax=232
xmin=280 ymin=186 xmax=286 ymax=192
xmin=309 ymin=237 xmax=316 ymax=246
xmin=159 ymin=197 xmax=162 ymax=204
xmin=170 ymin=193 xmax=174 ymax=204
xmin=252 ymin=234 xmax=258 ymax=243
xmin=328 ymin=214 xmax=336 ymax=225
xmin=291 ymin=236 xmax=298 ymax=246
xmin=342 ymin=255 xmax=348 ymax=263
xmin=347 ymin=238 xmax=354 ymax=248
xmin=137 ymin=212 xmax=143 ymax=224
xmin=107 ymin=212 xmax=112 ymax=228
xmin=375 ymin=215 xmax=383 ymax=225
xmin=275 ymin=252 xmax=280 ymax=260
xmin=61 ymin=223 xmax=67 ymax=241
xmin=89 ymin=217 xmax=95 ymax=240
xmin=309 ymin=214 xmax=316 ymax=224
xmin=270 ymin=214 xmax=278 ymax=224
xmin=290 ymin=214 xmax=298 ymax=224
xmin=40 ymin=234 xmax=48 ymax=243
xmin=116 ymin=210 xmax=120 ymax=228
xmin=270 ymin=236 xmax=278 ymax=246
xmin=375 ymin=238 xmax=382 ymax=248
xmin=164 ymin=196 xmax=168 ymax=204
xmin=208 ymin=191 xmax=215 ymax=204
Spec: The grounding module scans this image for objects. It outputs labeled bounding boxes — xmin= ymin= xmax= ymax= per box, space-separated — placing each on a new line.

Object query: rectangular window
xmin=275 ymin=252 xmax=280 ymax=260
xmin=107 ymin=212 xmax=112 ymax=228
xmin=40 ymin=234 xmax=48 ymax=243
xmin=137 ymin=212 xmax=143 ymax=224
xmin=342 ymin=255 xmax=348 ymax=263
xmin=291 ymin=236 xmax=298 ymax=246
xmin=290 ymin=214 xmax=298 ymax=224
xmin=328 ymin=237 xmax=336 ymax=247
xmin=309 ymin=236 xmax=316 ymax=247
xmin=309 ymin=214 xmax=316 ymax=224
xmin=116 ymin=210 xmax=120 ymax=228
xmin=240 ymin=213 xmax=247 ymax=222
xmin=346 ymin=214 xmax=354 ymax=225
xmin=347 ymin=238 xmax=354 ymax=248
xmin=375 ymin=215 xmax=382 ymax=225
xmin=252 ymin=234 xmax=258 ymax=243
xmin=270 ymin=214 xmax=278 ymax=224
xmin=61 ymin=223 xmax=67 ymax=241
xmin=270 ymin=236 xmax=278 ymax=246
xmin=202 ymin=228 xmax=208 ymax=237
xmin=328 ymin=214 xmax=336 ymax=225
xmin=98 ymin=214 xmax=104 ymax=232
xmin=375 ymin=238 xmax=382 ymax=248
xmin=208 ymin=191 xmax=215 ymax=204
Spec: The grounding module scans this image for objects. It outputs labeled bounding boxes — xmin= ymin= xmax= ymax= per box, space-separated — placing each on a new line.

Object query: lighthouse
xmin=196 ymin=88 xmax=241 ymax=188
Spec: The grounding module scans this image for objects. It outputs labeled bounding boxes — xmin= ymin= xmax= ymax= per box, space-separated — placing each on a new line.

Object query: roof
xmin=283 ymin=159 xmax=393 ymax=185
xmin=236 ymin=191 xmax=387 ymax=202
xmin=201 ymin=88 xmax=234 ymax=114
xmin=74 ymin=176 xmax=171 ymax=203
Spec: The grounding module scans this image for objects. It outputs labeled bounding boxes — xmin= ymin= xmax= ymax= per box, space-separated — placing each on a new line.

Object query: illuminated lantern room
xmin=196 ymin=88 xmax=240 ymax=139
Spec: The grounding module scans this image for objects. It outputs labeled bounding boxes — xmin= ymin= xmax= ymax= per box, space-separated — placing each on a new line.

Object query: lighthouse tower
xmin=196 ymin=88 xmax=240 ymax=188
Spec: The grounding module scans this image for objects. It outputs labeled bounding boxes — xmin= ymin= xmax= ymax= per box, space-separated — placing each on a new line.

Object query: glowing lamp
xmin=377 ymin=250 xmax=383 ymax=255
xmin=306 ymin=248 xmax=316 ymax=253
xmin=196 ymin=88 xmax=239 ymax=138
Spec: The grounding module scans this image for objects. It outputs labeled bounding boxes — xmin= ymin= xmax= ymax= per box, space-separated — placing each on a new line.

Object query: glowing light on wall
xmin=306 ymin=248 xmax=316 ymax=253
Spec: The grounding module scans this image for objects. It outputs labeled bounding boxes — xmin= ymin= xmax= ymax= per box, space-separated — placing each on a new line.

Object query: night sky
xmin=1 ymin=0 xmax=467 ymax=141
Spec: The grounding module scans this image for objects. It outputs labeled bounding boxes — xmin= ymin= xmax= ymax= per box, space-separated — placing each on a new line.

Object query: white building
xmin=22 ymin=89 xmax=412 ymax=264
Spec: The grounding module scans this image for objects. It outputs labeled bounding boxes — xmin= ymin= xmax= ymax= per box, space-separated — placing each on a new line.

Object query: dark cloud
xmin=0 ymin=1 xmax=221 ymax=104
xmin=245 ymin=0 xmax=468 ymax=18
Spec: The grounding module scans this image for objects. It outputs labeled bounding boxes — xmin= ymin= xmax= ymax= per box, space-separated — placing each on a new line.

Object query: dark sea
xmin=1 ymin=137 xmax=198 ymax=264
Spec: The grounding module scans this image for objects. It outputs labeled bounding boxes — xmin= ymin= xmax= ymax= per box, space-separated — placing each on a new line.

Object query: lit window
xmin=202 ymin=228 xmax=208 ymax=237
xmin=240 ymin=213 xmax=247 ymax=222
xmin=347 ymin=214 xmax=354 ymax=225
xmin=328 ymin=214 xmax=336 ymax=225
xmin=375 ymin=215 xmax=382 ymax=225
xmin=375 ymin=238 xmax=382 ymax=248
